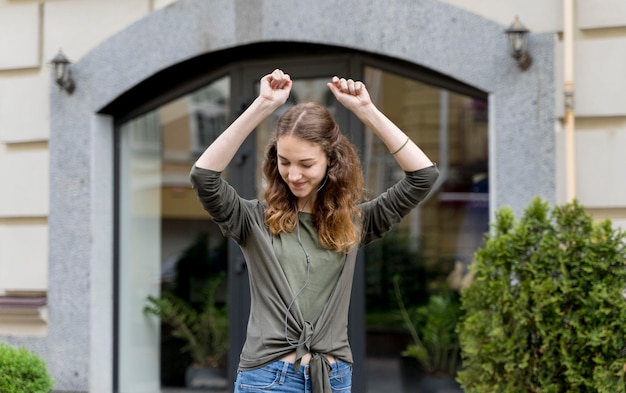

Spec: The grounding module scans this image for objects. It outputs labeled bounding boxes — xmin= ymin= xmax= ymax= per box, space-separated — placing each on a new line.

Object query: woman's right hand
xmin=194 ymin=69 xmax=292 ymax=171
xmin=259 ymin=69 xmax=292 ymax=107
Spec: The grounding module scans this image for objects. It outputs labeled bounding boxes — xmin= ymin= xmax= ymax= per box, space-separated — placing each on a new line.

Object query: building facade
xmin=0 ymin=0 xmax=624 ymax=392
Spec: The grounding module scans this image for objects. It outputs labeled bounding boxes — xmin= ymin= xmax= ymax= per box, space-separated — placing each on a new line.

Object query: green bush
xmin=458 ymin=198 xmax=626 ymax=392
xmin=0 ymin=342 xmax=54 ymax=393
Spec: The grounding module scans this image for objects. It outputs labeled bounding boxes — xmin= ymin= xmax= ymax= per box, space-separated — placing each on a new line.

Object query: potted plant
xmin=144 ymin=272 xmax=228 ymax=390
xmin=457 ymin=198 xmax=626 ymax=392
xmin=0 ymin=342 xmax=55 ymax=393
xmin=365 ymin=231 xmax=446 ymax=359
xmin=394 ymin=277 xmax=464 ymax=393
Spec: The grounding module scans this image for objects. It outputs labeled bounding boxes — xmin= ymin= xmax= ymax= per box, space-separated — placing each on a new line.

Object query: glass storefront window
xmin=118 ymin=76 xmax=231 ymax=392
xmin=362 ymin=66 xmax=488 ymax=392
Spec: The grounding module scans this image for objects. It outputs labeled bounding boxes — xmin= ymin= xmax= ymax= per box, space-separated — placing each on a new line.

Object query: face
xmin=276 ymin=134 xmax=329 ymax=211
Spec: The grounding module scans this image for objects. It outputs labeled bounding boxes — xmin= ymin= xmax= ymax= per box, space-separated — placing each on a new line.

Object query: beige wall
xmin=0 ymin=3 xmax=49 ymax=288
xmin=0 ymin=0 xmax=162 ymax=332
xmin=0 ymin=0 xmax=625 ymax=335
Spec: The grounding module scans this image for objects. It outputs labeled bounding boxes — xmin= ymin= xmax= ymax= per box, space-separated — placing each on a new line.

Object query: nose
xmin=288 ymin=167 xmax=302 ymax=182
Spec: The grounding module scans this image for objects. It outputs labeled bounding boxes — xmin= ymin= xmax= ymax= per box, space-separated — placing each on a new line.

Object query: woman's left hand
xmin=327 ymin=76 xmax=373 ymax=112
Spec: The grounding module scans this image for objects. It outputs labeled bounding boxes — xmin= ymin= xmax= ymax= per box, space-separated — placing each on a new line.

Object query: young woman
xmin=190 ymin=69 xmax=438 ymax=393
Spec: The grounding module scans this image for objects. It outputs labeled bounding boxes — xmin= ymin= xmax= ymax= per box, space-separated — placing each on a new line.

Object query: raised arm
xmin=194 ymin=69 xmax=293 ymax=172
xmin=327 ymin=76 xmax=433 ymax=172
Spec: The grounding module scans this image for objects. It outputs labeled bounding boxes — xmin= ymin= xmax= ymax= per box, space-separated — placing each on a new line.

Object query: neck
xmin=297 ymin=195 xmax=315 ymax=213
xmin=297 ymin=203 xmax=312 ymax=213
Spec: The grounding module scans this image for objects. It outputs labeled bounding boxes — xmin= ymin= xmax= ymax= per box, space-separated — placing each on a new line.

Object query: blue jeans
xmin=234 ymin=359 xmax=352 ymax=393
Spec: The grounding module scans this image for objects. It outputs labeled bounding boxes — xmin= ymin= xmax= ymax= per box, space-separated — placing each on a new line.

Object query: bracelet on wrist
xmin=391 ymin=137 xmax=410 ymax=155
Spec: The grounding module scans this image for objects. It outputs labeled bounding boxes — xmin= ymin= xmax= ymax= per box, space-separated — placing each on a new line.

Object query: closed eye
xmin=279 ymin=160 xmax=314 ymax=168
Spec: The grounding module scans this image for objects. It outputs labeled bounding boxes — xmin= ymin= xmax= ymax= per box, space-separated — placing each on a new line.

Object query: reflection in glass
xmin=118 ymin=77 xmax=231 ymax=392
xmin=118 ymin=111 xmax=162 ymax=392
xmin=363 ymin=67 xmax=488 ymax=393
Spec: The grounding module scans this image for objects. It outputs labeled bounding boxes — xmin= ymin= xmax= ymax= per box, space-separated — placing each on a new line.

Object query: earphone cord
xmin=283 ymin=211 xmax=312 ymax=347
xmin=282 ymin=175 xmax=328 ymax=347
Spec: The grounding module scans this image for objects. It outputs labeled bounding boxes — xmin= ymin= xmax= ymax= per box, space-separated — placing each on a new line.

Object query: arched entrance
xmin=112 ymin=46 xmax=488 ymax=392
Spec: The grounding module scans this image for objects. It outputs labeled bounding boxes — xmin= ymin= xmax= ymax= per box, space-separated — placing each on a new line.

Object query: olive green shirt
xmin=273 ymin=212 xmax=344 ymax=325
xmin=190 ymin=164 xmax=439 ymax=393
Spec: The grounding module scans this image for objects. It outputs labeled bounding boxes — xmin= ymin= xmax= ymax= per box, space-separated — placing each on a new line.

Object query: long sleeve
xmin=189 ymin=165 xmax=262 ymax=245
xmin=360 ymin=164 xmax=439 ymax=245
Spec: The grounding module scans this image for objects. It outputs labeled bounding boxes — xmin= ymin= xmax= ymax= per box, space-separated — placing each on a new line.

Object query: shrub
xmin=0 ymin=342 xmax=54 ymax=393
xmin=458 ymin=198 xmax=626 ymax=392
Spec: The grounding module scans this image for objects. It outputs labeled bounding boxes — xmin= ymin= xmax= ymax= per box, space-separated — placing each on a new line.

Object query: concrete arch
xmin=82 ymin=0 xmax=522 ymax=110
xmin=48 ymin=0 xmax=554 ymax=390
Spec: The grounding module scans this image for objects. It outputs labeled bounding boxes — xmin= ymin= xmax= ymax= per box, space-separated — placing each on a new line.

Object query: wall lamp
xmin=505 ymin=16 xmax=533 ymax=71
xmin=50 ymin=50 xmax=75 ymax=94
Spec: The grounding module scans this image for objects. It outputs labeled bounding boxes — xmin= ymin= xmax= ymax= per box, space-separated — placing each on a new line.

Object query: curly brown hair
xmin=263 ymin=102 xmax=365 ymax=253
